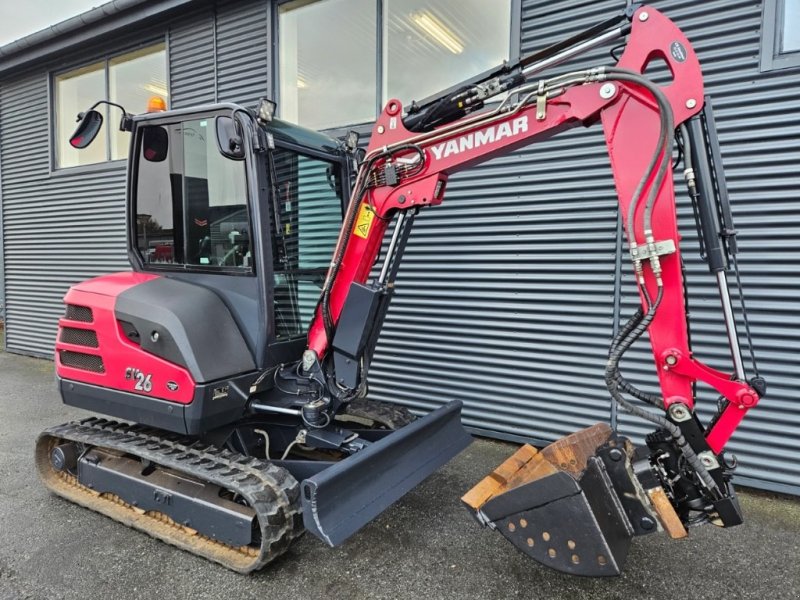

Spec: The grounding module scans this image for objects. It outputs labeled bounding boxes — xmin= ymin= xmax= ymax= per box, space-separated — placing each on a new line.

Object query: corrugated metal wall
xmin=0 ymin=72 xmax=129 ymax=355
xmin=215 ymin=0 xmax=271 ymax=105
xmin=368 ymin=0 xmax=800 ymax=495
xmin=1 ymin=0 xmax=797 ymax=493
xmin=168 ymin=1 xmax=271 ymax=108
xmin=0 ymin=0 xmax=270 ymax=358
xmin=0 ymin=140 xmax=5 ymax=321
xmin=169 ymin=8 xmax=217 ymax=108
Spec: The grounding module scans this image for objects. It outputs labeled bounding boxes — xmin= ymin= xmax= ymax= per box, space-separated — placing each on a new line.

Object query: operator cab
xmin=127 ymin=103 xmax=352 ymax=367
xmin=60 ymin=99 xmax=354 ymax=434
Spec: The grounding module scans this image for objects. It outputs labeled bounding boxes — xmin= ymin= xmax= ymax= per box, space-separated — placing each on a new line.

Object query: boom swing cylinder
xmin=276 ymin=5 xmax=763 ymax=576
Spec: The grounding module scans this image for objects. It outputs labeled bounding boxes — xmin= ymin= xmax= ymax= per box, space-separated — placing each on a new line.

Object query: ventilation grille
xmin=60 ymin=327 xmax=99 ymax=348
xmin=59 ymin=350 xmax=105 ymax=373
xmin=65 ymin=304 xmax=93 ymax=323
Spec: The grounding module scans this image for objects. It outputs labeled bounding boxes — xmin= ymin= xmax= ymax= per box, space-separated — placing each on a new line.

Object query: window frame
xmin=269 ymin=143 xmax=349 ymax=340
xmin=761 ymin=0 xmax=800 ymax=71
xmin=49 ymin=38 xmax=169 ymax=174
xmin=271 ymin=0 xmax=522 ymax=131
xmin=128 ymin=110 xmax=257 ymax=277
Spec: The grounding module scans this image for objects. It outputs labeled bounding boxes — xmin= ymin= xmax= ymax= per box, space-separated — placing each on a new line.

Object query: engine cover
xmin=55 ymin=272 xmax=258 ymax=434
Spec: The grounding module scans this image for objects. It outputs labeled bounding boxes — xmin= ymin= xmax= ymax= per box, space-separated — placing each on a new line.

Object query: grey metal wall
xmin=0 ymin=72 xmax=129 ymax=355
xmin=0 ymin=144 xmax=5 ymax=322
xmin=170 ymin=0 xmax=270 ymax=109
xmin=0 ymin=0 xmax=271 ymax=358
xmin=367 ymin=0 xmax=800 ymax=495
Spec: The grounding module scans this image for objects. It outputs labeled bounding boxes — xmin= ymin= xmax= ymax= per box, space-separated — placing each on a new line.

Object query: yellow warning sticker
xmin=353 ymin=203 xmax=375 ymax=239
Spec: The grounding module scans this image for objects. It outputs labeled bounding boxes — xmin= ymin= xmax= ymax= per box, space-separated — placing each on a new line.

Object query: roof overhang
xmin=0 ymin=0 xmax=205 ymax=79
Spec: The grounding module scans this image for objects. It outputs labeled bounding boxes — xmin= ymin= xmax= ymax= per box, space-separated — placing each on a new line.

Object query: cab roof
xmin=133 ymin=102 xmax=344 ymax=157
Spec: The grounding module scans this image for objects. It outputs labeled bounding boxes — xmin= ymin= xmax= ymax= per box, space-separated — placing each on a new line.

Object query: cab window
xmin=134 ymin=118 xmax=251 ymax=271
xmin=270 ymin=148 xmax=344 ymax=338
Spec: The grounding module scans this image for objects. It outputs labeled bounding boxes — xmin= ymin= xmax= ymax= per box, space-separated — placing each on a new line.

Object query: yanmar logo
xmin=430 ymin=116 xmax=529 ymax=160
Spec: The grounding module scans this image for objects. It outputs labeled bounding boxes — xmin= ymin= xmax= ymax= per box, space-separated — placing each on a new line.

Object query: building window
xmin=55 ymin=43 xmax=167 ymax=169
xmin=278 ymin=0 xmax=513 ymax=130
xmin=783 ymin=0 xmax=800 ymax=51
xmin=761 ymin=0 xmax=800 ymax=71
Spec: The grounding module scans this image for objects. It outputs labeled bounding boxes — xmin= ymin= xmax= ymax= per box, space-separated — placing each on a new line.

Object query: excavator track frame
xmin=35 ymin=418 xmax=302 ymax=573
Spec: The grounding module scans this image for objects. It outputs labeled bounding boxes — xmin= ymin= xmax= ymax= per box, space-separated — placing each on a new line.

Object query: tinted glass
xmin=270 ymin=149 xmax=344 ymax=338
xmin=279 ymin=0 xmax=376 ymax=129
xmin=384 ymin=0 xmax=511 ymax=106
xmin=56 ymin=62 xmax=107 ymax=168
xmin=135 ymin=118 xmax=250 ymax=270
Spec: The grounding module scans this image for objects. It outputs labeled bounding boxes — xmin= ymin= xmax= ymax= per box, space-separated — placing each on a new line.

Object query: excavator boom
xmin=289 ymin=5 xmax=761 ymax=576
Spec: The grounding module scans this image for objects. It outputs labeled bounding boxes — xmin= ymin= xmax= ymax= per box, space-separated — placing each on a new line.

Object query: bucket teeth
xmin=463 ymin=423 xmax=667 ymax=577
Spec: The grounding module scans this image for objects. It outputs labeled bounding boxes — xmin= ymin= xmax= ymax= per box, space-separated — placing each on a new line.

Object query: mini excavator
xmin=37 ymin=4 xmax=764 ymax=577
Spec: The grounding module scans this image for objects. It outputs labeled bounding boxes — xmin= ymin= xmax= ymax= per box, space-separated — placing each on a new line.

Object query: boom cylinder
xmin=684 ymin=103 xmax=746 ymax=380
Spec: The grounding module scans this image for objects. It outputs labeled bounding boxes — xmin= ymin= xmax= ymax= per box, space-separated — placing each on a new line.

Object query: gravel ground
xmin=1 ymin=344 xmax=798 ymax=600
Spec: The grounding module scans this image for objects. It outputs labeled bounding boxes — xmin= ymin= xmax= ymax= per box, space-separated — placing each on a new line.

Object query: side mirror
xmin=215 ymin=116 xmax=244 ymax=160
xmin=69 ymin=109 xmax=104 ymax=149
xmin=142 ymin=126 xmax=169 ymax=162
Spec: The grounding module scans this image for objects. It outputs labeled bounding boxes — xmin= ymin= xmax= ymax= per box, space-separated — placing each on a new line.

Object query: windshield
xmin=270 ymin=148 xmax=344 ymax=338
xmin=134 ymin=118 xmax=251 ymax=270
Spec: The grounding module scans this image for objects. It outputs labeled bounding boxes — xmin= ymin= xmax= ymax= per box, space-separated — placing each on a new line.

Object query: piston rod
xmin=249 ymin=402 xmax=302 ymax=417
xmin=378 ymin=211 xmax=408 ymax=284
xmin=716 ymin=270 xmax=747 ymax=381
xmin=522 ymin=27 xmax=627 ymax=79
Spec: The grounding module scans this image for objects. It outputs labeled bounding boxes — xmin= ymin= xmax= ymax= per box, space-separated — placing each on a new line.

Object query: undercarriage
xmin=37 ymin=400 xmax=469 ymax=571
xmin=37 ymin=419 xmax=301 ymax=572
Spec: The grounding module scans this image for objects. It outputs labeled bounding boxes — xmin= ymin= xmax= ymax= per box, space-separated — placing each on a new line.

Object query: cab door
xmin=265 ymin=144 xmax=348 ymax=363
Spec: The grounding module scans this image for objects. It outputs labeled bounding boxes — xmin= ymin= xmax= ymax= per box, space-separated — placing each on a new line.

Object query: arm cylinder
xmin=684 ymin=114 xmax=727 ymax=272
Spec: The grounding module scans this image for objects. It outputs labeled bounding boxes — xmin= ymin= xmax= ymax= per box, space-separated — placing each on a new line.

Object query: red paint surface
xmin=306 ymin=6 xmax=758 ymax=452
xmin=56 ymin=272 xmax=196 ymax=404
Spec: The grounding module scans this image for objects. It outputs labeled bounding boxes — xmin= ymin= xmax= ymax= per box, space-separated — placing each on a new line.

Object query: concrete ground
xmin=0 ymin=344 xmax=798 ymax=600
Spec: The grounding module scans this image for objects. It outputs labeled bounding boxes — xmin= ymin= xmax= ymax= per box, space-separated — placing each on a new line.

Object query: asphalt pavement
xmin=1 ymin=343 xmax=798 ymax=600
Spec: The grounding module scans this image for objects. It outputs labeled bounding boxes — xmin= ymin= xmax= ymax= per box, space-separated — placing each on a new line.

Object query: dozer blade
xmin=463 ymin=423 xmax=686 ymax=577
xmin=301 ymin=400 xmax=472 ymax=546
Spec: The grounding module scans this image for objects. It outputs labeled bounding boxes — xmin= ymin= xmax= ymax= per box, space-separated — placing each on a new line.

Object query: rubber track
xmin=35 ymin=418 xmax=302 ymax=573
xmin=341 ymin=399 xmax=417 ymax=429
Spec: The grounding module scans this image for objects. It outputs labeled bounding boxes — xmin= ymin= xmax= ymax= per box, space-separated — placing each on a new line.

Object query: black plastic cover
xmin=332 ymin=283 xmax=385 ymax=389
xmin=115 ymin=277 xmax=256 ymax=383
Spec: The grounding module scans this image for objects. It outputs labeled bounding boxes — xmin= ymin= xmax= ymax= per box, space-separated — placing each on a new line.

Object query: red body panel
xmin=56 ymin=272 xmax=196 ymax=404
xmin=306 ymin=7 xmax=759 ymax=453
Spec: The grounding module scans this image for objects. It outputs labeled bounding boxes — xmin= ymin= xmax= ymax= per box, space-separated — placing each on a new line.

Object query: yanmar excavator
xmin=36 ymin=4 xmax=765 ymax=577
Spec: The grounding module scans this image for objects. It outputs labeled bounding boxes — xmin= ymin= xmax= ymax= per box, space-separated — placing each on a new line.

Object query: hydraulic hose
xmin=604 ymin=69 xmax=676 ymax=239
xmin=591 ymin=79 xmax=721 ymax=497
xmin=604 ymin=286 xmax=722 ymax=498
xmin=318 ymin=144 xmax=424 ymax=346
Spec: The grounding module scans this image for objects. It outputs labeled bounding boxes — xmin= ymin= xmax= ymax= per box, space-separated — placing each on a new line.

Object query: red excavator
xmin=36 ymin=4 xmax=765 ymax=577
